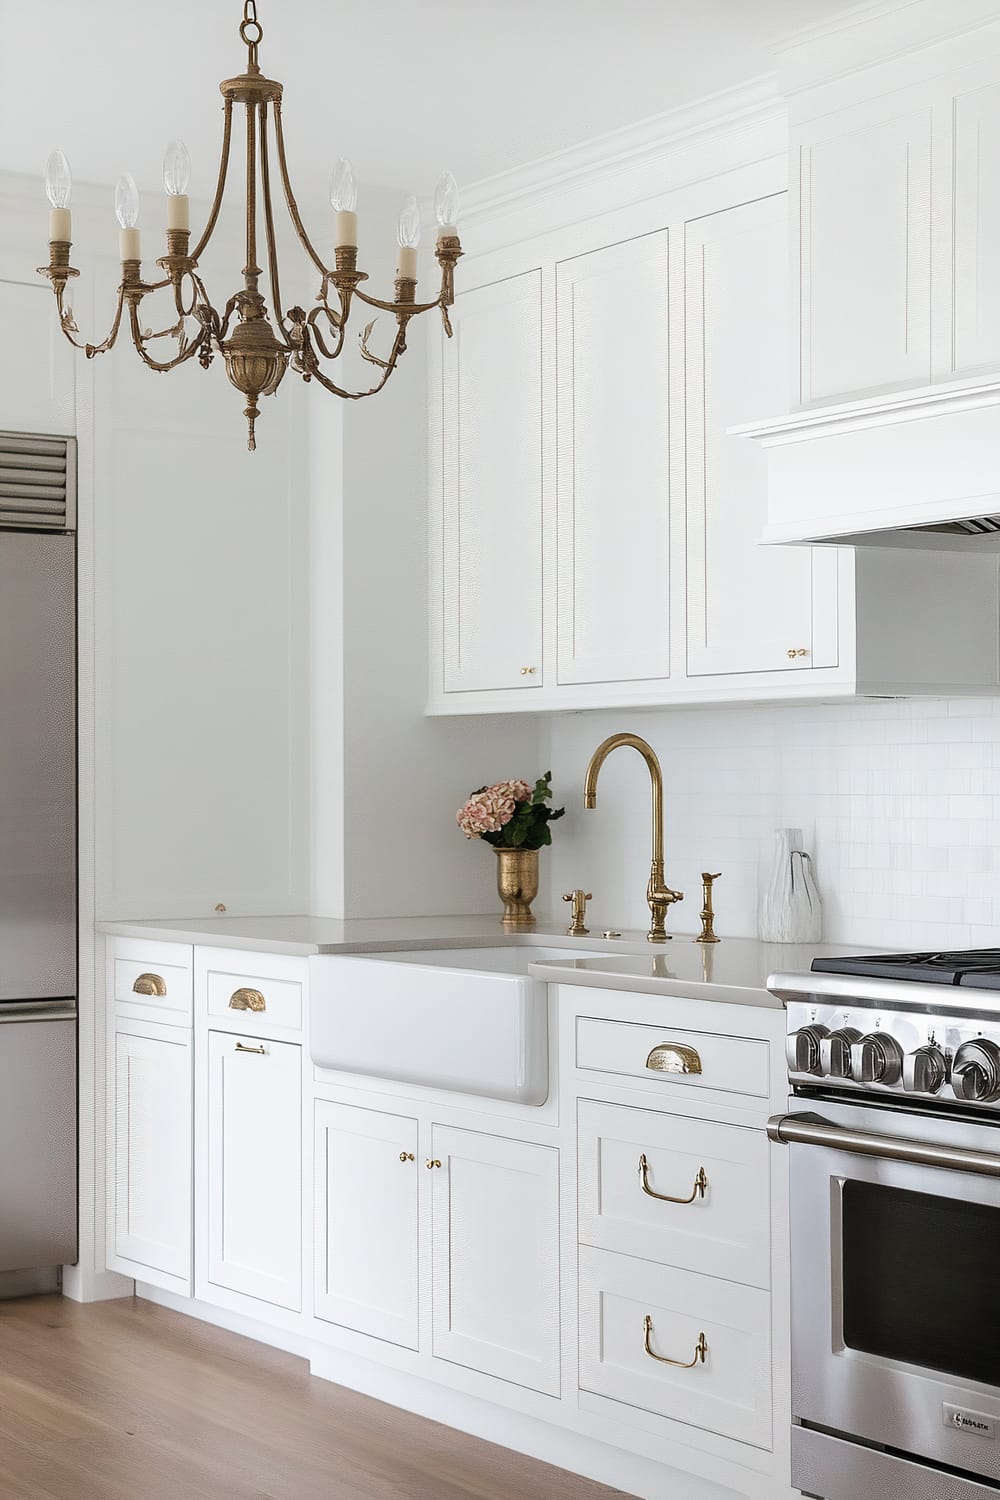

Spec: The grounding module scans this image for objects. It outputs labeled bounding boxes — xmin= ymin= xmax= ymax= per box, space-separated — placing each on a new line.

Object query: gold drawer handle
xmin=638 ymin=1154 xmax=708 ymax=1204
xmin=425 ymin=1158 xmax=442 ymax=1169
xmin=645 ymin=1042 xmax=702 ymax=1076
xmin=235 ymin=1041 xmax=266 ymax=1055
xmin=132 ymin=972 xmax=167 ymax=998
xmin=643 ymin=1315 xmax=708 ymax=1369
xmin=229 ymin=987 xmax=266 ymax=1012
xmin=399 ymin=1152 xmax=415 ymax=1163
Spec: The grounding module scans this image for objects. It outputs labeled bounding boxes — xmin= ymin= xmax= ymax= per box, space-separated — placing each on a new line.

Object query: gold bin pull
xmin=645 ymin=1042 xmax=702 ymax=1076
xmin=235 ymin=1041 xmax=266 ymax=1055
xmin=643 ymin=1315 xmax=708 ymax=1369
xmin=638 ymin=1154 xmax=708 ymax=1204
xmin=229 ymin=987 xmax=266 ymax=1012
xmin=132 ymin=972 xmax=167 ymax=998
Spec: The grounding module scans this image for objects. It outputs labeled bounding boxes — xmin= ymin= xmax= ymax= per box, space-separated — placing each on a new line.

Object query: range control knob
xmin=951 ymin=1039 xmax=1000 ymax=1103
xmin=850 ymin=1032 xmax=904 ymax=1086
xmin=820 ymin=1027 xmax=862 ymax=1079
xmin=902 ymin=1044 xmax=947 ymax=1095
xmin=785 ymin=1024 xmax=829 ymax=1076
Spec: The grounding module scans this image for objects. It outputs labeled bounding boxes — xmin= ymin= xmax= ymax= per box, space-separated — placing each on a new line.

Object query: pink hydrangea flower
xmin=496 ymin=779 xmax=532 ymax=804
xmin=456 ymin=787 xmax=515 ymax=838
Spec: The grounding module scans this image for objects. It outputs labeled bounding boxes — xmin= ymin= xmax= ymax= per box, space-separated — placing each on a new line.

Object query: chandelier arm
xmin=190 ymin=98 xmax=235 ymax=264
xmin=352 ymin=287 xmax=446 ymax=317
xmin=173 ymin=271 xmax=201 ymax=321
xmin=258 ymin=100 xmax=290 ymax=340
xmin=297 ymin=319 xmax=409 ymax=400
xmin=244 ymin=98 xmax=259 ymax=285
xmin=53 ymin=282 xmax=128 ymax=358
xmin=272 ymin=102 xmax=333 ymax=281
xmin=306 ymin=303 xmax=348 ymax=361
xmin=127 ymin=300 xmax=210 ymax=373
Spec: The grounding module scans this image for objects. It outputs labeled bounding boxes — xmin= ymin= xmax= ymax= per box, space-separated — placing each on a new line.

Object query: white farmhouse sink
xmin=309 ymin=946 xmax=595 ymax=1105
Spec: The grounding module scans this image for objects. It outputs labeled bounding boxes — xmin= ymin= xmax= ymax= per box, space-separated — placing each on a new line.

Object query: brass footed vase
xmin=494 ymin=847 xmax=539 ymax=930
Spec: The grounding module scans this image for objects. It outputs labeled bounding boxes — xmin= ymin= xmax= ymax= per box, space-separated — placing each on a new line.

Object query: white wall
xmin=542 ymin=697 xmax=1000 ymax=951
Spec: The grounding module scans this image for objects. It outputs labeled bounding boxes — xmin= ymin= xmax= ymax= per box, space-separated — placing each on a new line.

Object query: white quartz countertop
xmin=96 ymin=912 xmax=875 ymax=1006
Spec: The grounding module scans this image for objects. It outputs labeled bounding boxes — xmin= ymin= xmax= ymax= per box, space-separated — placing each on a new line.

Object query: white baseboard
xmin=136 ymin=1283 xmax=316 ymax=1360
xmin=61 ymin=1264 xmax=134 ymax=1303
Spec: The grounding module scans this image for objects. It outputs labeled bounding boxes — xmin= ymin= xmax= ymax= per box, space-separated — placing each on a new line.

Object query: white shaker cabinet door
xmin=430 ymin=1126 xmax=560 ymax=1395
xmin=953 ymin=80 xmax=1000 ymax=377
xmin=314 ymin=1101 xmax=419 ymax=1350
xmin=206 ymin=1031 xmax=302 ymax=1311
xmin=797 ymin=101 xmax=933 ymax=404
xmin=438 ymin=270 xmax=544 ymax=694
xmin=685 ymin=195 xmax=838 ymax=678
xmin=556 ymin=232 xmax=671 ymax=687
xmin=109 ymin=1023 xmax=192 ymax=1293
xmin=0 ymin=277 xmax=75 ymax=436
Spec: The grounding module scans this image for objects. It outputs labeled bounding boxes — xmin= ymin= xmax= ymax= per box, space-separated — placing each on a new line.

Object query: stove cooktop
xmin=811 ymin=950 xmax=1000 ymax=987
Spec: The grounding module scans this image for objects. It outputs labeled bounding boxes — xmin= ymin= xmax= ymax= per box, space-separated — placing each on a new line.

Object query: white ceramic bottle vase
xmin=759 ymin=828 xmax=822 ymax=943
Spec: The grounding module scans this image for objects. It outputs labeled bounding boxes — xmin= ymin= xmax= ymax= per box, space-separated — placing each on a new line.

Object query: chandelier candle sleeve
xmin=37 ymin=0 xmax=463 ymax=451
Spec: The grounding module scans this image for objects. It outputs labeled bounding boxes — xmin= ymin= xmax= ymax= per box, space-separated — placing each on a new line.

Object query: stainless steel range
xmin=769 ymin=951 xmax=1000 ymax=1500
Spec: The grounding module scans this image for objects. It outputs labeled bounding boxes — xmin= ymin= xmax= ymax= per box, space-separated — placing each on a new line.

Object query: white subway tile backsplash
xmin=543 ymin=697 xmax=1000 ymax=950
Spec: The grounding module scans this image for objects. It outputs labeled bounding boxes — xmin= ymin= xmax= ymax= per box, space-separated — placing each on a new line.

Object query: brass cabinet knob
xmin=229 ymin=987 xmax=266 ymax=1012
xmin=645 ymin=1042 xmax=702 ymax=1076
xmin=132 ymin=972 xmax=167 ymax=997
xmin=425 ymin=1158 xmax=442 ymax=1169
xmin=519 ymin=666 xmax=537 ymax=676
xmin=786 ymin=647 xmax=809 ymax=659
xmin=399 ymin=1152 xmax=415 ymax=1163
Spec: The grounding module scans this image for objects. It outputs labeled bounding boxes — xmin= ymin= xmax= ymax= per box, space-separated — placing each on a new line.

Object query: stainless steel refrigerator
xmin=0 ymin=514 xmax=77 ymax=1272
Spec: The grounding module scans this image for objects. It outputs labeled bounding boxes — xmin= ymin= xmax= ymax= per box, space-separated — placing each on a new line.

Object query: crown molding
xmin=459 ymin=74 xmax=784 ymax=228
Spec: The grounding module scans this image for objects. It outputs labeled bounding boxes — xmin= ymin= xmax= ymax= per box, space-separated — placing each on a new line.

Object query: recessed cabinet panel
xmin=206 ymin=1031 xmax=301 ymax=1311
xmin=685 ymin=196 xmax=838 ymax=677
xmin=431 ymin=1126 xmax=560 ymax=1395
xmin=799 ymin=106 xmax=933 ymax=402
xmin=110 ymin=1026 xmax=192 ymax=1291
xmin=0 ymin=280 xmax=74 ymax=436
xmin=314 ymin=1101 xmax=419 ymax=1350
xmin=441 ymin=271 xmax=544 ymax=693
xmin=556 ymin=233 xmax=670 ymax=686
xmin=954 ymin=83 xmax=1000 ymax=376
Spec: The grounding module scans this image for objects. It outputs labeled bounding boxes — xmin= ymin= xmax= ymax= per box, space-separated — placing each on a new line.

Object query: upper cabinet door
xmin=438 ymin=270 xmax=544 ymax=694
xmin=797 ymin=102 xmax=933 ymax=404
xmin=555 ymin=232 xmax=671 ymax=687
xmin=0 ymin=278 xmax=75 ymax=435
xmin=685 ymin=195 xmax=838 ymax=678
xmin=953 ymin=80 xmax=1000 ymax=376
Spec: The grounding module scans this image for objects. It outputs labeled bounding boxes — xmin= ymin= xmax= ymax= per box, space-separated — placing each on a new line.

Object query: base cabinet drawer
xmin=206 ymin=1031 xmax=302 ymax=1311
xmin=199 ymin=948 xmax=305 ymax=1034
xmin=579 ymin=1245 xmax=772 ymax=1449
xmin=576 ymin=1016 xmax=769 ymax=1099
xmin=314 ymin=1101 xmax=419 ymax=1350
xmin=112 ymin=939 xmax=193 ymax=1026
xmin=578 ymin=1099 xmax=770 ymax=1287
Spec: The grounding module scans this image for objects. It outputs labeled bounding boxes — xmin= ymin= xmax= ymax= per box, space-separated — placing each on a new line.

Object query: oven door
xmin=772 ymin=1103 xmax=1000 ymax=1485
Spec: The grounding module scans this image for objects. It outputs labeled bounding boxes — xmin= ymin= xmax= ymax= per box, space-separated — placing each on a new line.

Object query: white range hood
xmin=736 ymin=375 xmax=1000 ymax=551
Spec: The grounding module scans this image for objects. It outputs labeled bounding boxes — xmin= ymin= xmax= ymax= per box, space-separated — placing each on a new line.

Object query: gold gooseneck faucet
xmin=583 ymin=733 xmax=683 ymax=942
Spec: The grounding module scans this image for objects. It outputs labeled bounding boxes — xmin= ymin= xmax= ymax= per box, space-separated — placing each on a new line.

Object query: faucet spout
xmin=583 ymin=733 xmax=682 ymax=942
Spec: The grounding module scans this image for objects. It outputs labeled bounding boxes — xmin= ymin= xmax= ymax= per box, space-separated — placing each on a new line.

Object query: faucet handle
xmin=563 ymin=889 xmax=593 ymax=937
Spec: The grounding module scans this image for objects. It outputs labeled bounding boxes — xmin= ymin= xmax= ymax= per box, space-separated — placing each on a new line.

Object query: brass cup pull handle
xmin=229 ymin=987 xmax=266 ymax=1012
xmin=643 ymin=1315 xmax=708 ymax=1369
xmin=235 ymin=1041 xmax=266 ymax=1055
xmin=645 ymin=1042 xmax=702 ymax=1076
xmin=399 ymin=1152 xmax=415 ymax=1163
xmin=425 ymin=1158 xmax=442 ymax=1169
xmin=132 ymin=972 xmax=167 ymax=998
xmin=638 ymin=1154 xmax=708 ymax=1204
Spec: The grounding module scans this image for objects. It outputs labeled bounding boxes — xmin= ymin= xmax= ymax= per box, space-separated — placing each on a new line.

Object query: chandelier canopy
xmin=39 ymin=1 xmax=463 ymax=450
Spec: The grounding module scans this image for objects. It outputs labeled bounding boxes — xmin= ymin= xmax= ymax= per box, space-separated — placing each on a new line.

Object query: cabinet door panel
xmin=110 ymin=1026 xmax=192 ymax=1291
xmin=207 ymin=1031 xmax=301 ymax=1310
xmin=685 ymin=195 xmax=838 ymax=677
xmin=954 ymin=82 xmax=1000 ymax=375
xmin=431 ymin=1126 xmax=559 ymax=1395
xmin=799 ymin=106 xmax=932 ymax=402
xmin=556 ymin=232 xmax=670 ymax=686
xmin=0 ymin=280 xmax=75 ymax=435
xmin=314 ymin=1101 xmax=418 ymax=1349
xmin=440 ymin=271 xmax=543 ymax=693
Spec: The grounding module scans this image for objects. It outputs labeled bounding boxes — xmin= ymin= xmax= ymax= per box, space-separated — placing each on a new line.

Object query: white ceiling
xmin=2 ymin=0 xmax=851 ymax=206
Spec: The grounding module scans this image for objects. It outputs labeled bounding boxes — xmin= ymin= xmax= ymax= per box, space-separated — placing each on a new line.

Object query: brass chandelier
xmin=39 ymin=1 xmax=463 ymax=450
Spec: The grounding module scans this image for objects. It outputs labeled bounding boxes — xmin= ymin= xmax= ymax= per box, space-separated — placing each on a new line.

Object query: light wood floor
xmin=0 ymin=1295 xmax=634 ymax=1500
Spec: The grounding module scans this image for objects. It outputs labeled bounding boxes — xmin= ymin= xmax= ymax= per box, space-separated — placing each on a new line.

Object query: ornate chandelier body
xmin=38 ymin=2 xmax=463 ymax=449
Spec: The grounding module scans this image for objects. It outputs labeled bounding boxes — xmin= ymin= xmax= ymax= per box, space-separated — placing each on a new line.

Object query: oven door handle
xmin=767 ymin=1113 xmax=1000 ymax=1177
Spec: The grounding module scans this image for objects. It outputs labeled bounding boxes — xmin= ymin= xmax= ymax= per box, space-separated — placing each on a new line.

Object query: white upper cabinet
xmin=0 ymin=277 xmax=75 ymax=436
xmin=795 ymin=101 xmax=933 ymax=405
xmin=435 ymin=268 xmax=544 ymax=695
xmin=555 ymin=233 xmax=671 ymax=687
xmin=953 ymin=77 xmax=1000 ymax=376
xmin=684 ymin=195 xmax=837 ymax=678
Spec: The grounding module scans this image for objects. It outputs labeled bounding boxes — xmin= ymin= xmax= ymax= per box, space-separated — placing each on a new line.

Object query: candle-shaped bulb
xmin=45 ymin=150 xmax=72 ymax=209
xmin=434 ymin=171 xmax=459 ymax=236
xmin=329 ymin=157 xmax=358 ymax=213
xmin=115 ymin=172 xmax=139 ymax=229
xmin=396 ymin=195 xmax=422 ymax=250
xmin=162 ymin=139 xmax=191 ymax=196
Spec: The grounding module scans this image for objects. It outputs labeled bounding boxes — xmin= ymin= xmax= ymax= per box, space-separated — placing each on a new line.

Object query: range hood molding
xmin=735 ymin=374 xmax=1000 ymax=551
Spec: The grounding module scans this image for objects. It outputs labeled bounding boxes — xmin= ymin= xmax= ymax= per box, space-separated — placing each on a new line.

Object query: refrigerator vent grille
xmin=0 ymin=433 xmax=76 ymax=532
